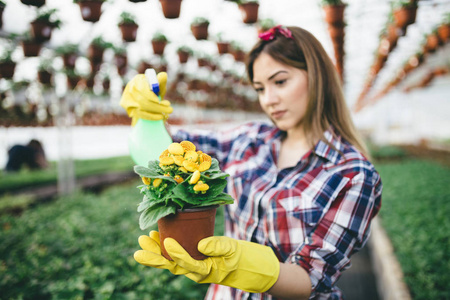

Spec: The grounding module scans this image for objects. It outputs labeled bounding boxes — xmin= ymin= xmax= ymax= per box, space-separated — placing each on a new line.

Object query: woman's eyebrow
xmin=253 ymin=70 xmax=288 ymax=85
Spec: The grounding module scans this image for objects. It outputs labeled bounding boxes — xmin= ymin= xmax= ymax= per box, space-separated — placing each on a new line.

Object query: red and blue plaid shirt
xmin=174 ymin=122 xmax=382 ymax=300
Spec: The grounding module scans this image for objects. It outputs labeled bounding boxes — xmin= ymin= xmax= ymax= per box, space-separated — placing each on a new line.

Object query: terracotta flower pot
xmin=177 ymin=50 xmax=189 ymax=63
xmin=0 ymin=62 xmax=16 ymax=79
xmin=22 ymin=40 xmax=43 ymax=57
xmin=239 ymin=2 xmax=259 ymax=24
xmin=191 ymin=23 xmax=209 ymax=40
xmin=20 ymin=0 xmax=45 ymax=7
xmin=88 ymin=45 xmax=104 ymax=62
xmin=437 ymin=24 xmax=450 ymax=43
xmin=323 ymin=4 xmax=346 ymax=25
xmin=327 ymin=24 xmax=345 ymax=43
xmin=217 ymin=42 xmax=230 ymax=54
xmin=78 ymin=1 xmax=103 ymax=23
xmin=119 ymin=23 xmax=139 ymax=42
xmin=425 ymin=33 xmax=439 ymax=53
xmin=151 ymin=40 xmax=167 ymax=55
xmin=160 ymin=0 xmax=182 ymax=19
xmin=63 ymin=53 xmax=78 ymax=69
xmin=393 ymin=6 xmax=417 ymax=30
xmin=232 ymin=49 xmax=246 ymax=62
xmin=30 ymin=20 xmax=54 ymax=42
xmin=158 ymin=205 xmax=218 ymax=261
xmin=38 ymin=70 xmax=52 ymax=85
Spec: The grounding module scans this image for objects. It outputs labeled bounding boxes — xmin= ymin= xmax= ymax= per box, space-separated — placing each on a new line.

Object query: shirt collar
xmin=313 ymin=127 xmax=344 ymax=164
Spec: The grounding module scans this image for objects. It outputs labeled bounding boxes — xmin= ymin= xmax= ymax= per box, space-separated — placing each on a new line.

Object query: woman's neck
xmin=277 ymin=128 xmax=311 ymax=169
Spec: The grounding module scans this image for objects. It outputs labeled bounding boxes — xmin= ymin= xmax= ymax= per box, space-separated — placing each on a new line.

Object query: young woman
xmin=123 ymin=26 xmax=382 ymax=300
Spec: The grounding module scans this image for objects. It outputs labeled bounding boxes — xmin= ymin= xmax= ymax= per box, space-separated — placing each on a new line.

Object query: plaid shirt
xmin=174 ymin=122 xmax=382 ymax=300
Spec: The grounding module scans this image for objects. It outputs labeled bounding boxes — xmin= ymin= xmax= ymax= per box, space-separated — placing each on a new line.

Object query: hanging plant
xmin=88 ymin=36 xmax=113 ymax=63
xmin=215 ymin=33 xmax=230 ymax=54
xmin=392 ymin=0 xmax=418 ymax=31
xmin=321 ymin=0 xmax=347 ymax=25
xmin=191 ymin=17 xmax=209 ymax=40
xmin=237 ymin=0 xmax=259 ymax=24
xmin=160 ymin=0 xmax=182 ymax=19
xmin=0 ymin=45 xmax=16 ymax=79
xmin=55 ymin=43 xmax=79 ymax=69
xmin=257 ymin=18 xmax=276 ymax=34
xmin=37 ymin=58 xmax=54 ymax=86
xmin=30 ymin=8 xmax=62 ymax=42
xmin=176 ymin=45 xmax=193 ymax=64
xmin=21 ymin=33 xmax=43 ymax=57
xmin=118 ymin=11 xmax=139 ymax=42
xmin=151 ymin=32 xmax=169 ymax=55
xmin=74 ymin=0 xmax=106 ymax=23
xmin=20 ymin=0 xmax=45 ymax=7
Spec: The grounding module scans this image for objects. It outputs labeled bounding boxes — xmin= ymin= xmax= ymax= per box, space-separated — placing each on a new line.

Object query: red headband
xmin=258 ymin=25 xmax=293 ymax=41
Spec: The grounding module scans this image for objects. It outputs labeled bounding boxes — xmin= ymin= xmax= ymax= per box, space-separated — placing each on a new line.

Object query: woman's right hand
xmin=120 ymin=72 xmax=173 ymax=125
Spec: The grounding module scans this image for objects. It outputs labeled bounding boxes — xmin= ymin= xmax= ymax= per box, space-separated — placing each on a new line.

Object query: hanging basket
xmin=239 ymin=2 xmax=259 ymax=24
xmin=191 ymin=23 xmax=209 ymax=40
xmin=119 ymin=23 xmax=139 ymax=42
xmin=78 ymin=1 xmax=103 ymax=23
xmin=0 ymin=62 xmax=16 ymax=79
xmin=393 ymin=6 xmax=417 ymax=30
xmin=30 ymin=20 xmax=54 ymax=42
xmin=151 ymin=40 xmax=167 ymax=55
xmin=20 ymin=0 xmax=45 ymax=7
xmin=22 ymin=40 xmax=43 ymax=57
xmin=160 ymin=0 xmax=182 ymax=19
xmin=323 ymin=4 xmax=346 ymax=25
xmin=217 ymin=42 xmax=230 ymax=54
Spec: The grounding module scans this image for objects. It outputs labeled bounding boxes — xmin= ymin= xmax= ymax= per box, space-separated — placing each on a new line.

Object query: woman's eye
xmin=254 ymin=87 xmax=264 ymax=93
xmin=275 ymin=79 xmax=286 ymax=85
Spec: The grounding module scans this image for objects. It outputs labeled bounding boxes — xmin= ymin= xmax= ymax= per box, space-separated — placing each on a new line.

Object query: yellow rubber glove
xmin=164 ymin=236 xmax=281 ymax=294
xmin=120 ymin=72 xmax=173 ymax=125
xmin=134 ymin=231 xmax=190 ymax=275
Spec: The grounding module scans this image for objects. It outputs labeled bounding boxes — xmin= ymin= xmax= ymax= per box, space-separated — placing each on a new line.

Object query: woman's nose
xmin=260 ymin=87 xmax=279 ymax=106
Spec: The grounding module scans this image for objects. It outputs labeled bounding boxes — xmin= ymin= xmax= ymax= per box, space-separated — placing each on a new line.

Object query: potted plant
xmin=159 ymin=0 xmax=182 ymax=19
xmin=230 ymin=41 xmax=246 ymax=62
xmin=88 ymin=36 xmax=112 ymax=62
xmin=118 ymin=11 xmax=139 ymax=42
xmin=0 ymin=0 xmax=6 ymax=29
xmin=64 ymin=68 xmax=81 ymax=89
xmin=424 ymin=30 xmax=440 ymax=53
xmin=257 ymin=18 xmax=276 ymax=34
xmin=0 ymin=45 xmax=16 ymax=79
xmin=191 ymin=17 xmax=209 ymax=40
xmin=176 ymin=45 xmax=192 ymax=63
xmin=20 ymin=0 xmax=45 ymax=7
xmin=55 ymin=43 xmax=79 ymax=69
xmin=321 ymin=0 xmax=346 ymax=25
xmin=237 ymin=0 xmax=259 ymax=24
xmin=134 ymin=141 xmax=234 ymax=260
xmin=37 ymin=58 xmax=53 ymax=85
xmin=30 ymin=8 xmax=62 ymax=42
xmin=392 ymin=0 xmax=418 ymax=31
xmin=215 ymin=32 xmax=230 ymax=54
xmin=21 ymin=32 xmax=43 ymax=57
xmin=437 ymin=14 xmax=450 ymax=43
xmin=74 ymin=0 xmax=106 ymax=23
xmin=151 ymin=32 xmax=169 ymax=55
xmin=114 ymin=46 xmax=128 ymax=76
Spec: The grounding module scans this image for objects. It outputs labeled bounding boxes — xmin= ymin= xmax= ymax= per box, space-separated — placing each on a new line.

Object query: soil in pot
xmin=157 ymin=205 xmax=218 ymax=260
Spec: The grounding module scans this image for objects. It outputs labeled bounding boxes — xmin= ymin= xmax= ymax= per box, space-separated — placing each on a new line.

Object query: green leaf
xmin=137 ymin=195 xmax=165 ymax=212
xmin=139 ymin=204 xmax=176 ymax=230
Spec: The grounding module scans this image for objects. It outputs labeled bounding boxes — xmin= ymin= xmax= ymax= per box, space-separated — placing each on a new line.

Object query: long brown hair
xmin=246 ymin=26 xmax=369 ymax=158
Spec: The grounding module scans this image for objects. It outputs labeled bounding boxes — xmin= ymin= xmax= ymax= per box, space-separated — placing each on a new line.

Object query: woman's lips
xmin=271 ymin=110 xmax=286 ymax=119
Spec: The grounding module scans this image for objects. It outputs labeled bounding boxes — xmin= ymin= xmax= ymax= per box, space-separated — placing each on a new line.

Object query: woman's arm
xmin=268 ymin=263 xmax=312 ymax=300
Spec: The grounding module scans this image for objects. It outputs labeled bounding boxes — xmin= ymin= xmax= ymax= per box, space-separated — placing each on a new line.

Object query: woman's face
xmin=252 ymin=52 xmax=309 ymax=133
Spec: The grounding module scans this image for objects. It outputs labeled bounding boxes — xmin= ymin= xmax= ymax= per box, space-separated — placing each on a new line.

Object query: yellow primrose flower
xmin=160 ymin=156 xmax=175 ymax=165
xmin=198 ymin=161 xmax=211 ymax=172
xmin=193 ymin=181 xmax=209 ymax=192
xmin=173 ymin=155 xmax=185 ymax=166
xmin=153 ymin=178 xmax=163 ymax=187
xmin=189 ymin=170 xmax=201 ymax=185
xmin=168 ymin=143 xmax=184 ymax=156
xmin=183 ymin=160 xmax=199 ymax=172
xmin=178 ymin=166 xmax=188 ymax=173
xmin=142 ymin=177 xmax=151 ymax=185
xmin=159 ymin=149 xmax=169 ymax=159
xmin=174 ymin=175 xmax=184 ymax=184
xmin=201 ymin=153 xmax=212 ymax=163
xmin=184 ymin=150 xmax=198 ymax=162
xmin=180 ymin=141 xmax=196 ymax=152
